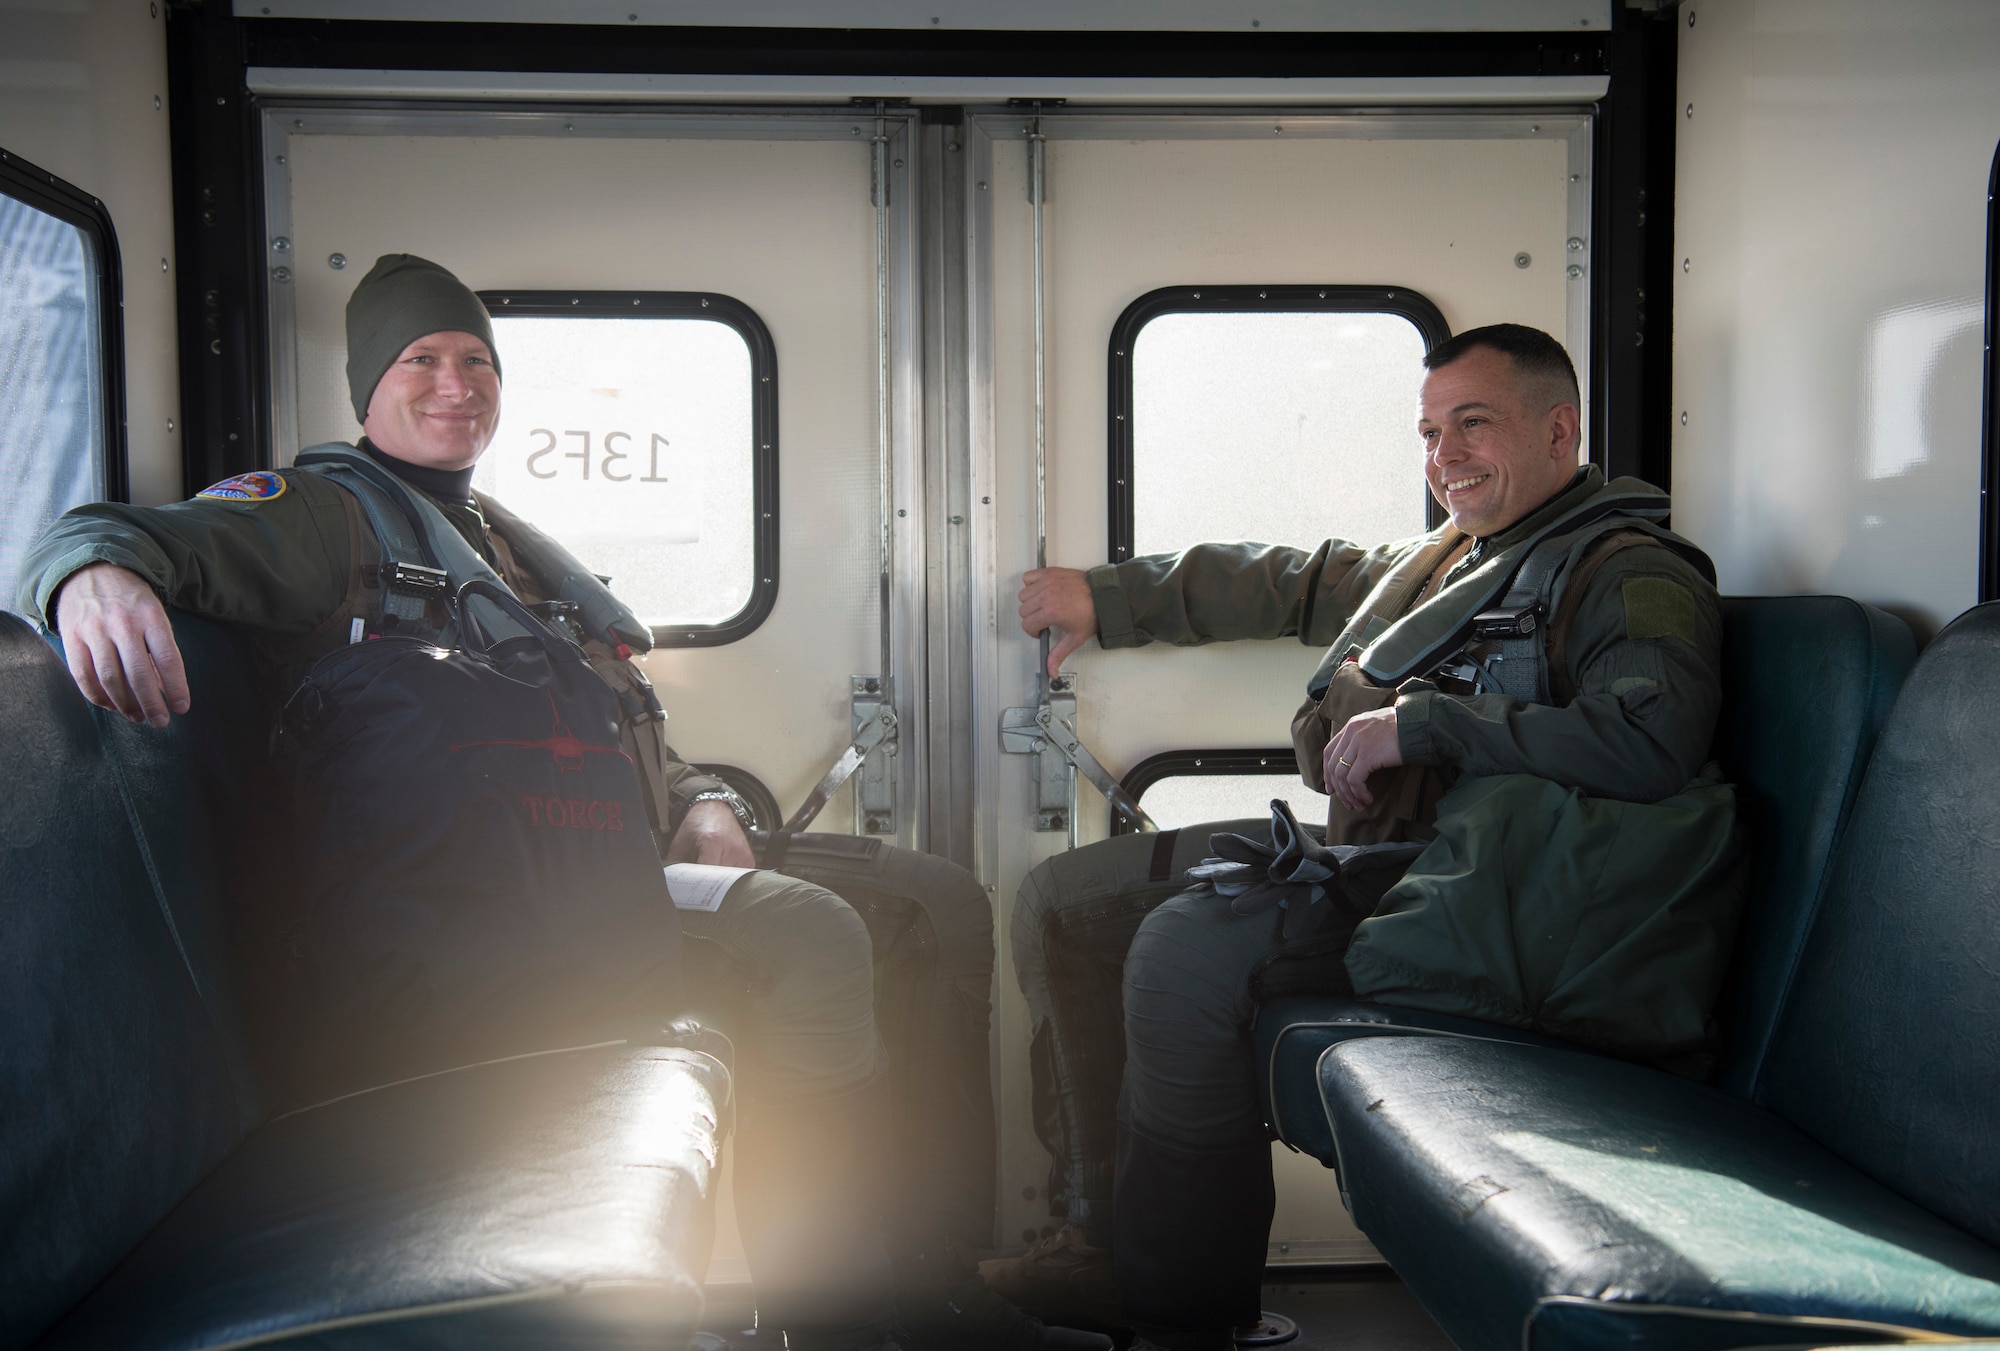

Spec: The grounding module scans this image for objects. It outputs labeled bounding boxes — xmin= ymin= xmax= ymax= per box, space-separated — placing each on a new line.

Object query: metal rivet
xmin=1683 ymin=258 xmax=1691 ymax=273
xmin=275 ymin=153 xmax=286 ymax=165
xmin=160 ymin=257 xmax=168 ymax=272
xmin=564 ymin=122 xmax=574 ymax=132
xmin=628 ymin=11 xmax=637 ymax=17
xmin=272 ymin=265 xmax=292 ymax=283
xmin=1274 ymin=126 xmax=1283 ymax=135
xmin=950 ymin=515 xmax=964 ymax=524
xmin=1635 ymin=332 xmax=1645 ymax=347
xmin=1530 ymin=124 xmax=1541 ymax=133
xmin=1688 ymin=8 xmax=1697 ymax=25
xmin=897 ymin=508 xmax=907 ymax=517
xmin=931 ymin=14 xmax=939 ymax=22
xmin=1514 ymin=252 xmax=1532 ymax=269
xmin=272 ymin=236 xmax=290 ymax=252
xmin=1192 ymin=291 xmax=1201 ymax=299
xmin=977 ymin=181 xmax=989 ymax=190
xmin=981 ymin=495 xmax=991 ymax=504
xmin=228 ymin=432 xmax=238 ymax=441
xmin=154 ymin=95 xmax=161 ymax=110
xmin=500 ymin=297 xmax=510 ymax=305
xmin=214 ymin=95 xmax=225 ymax=105
xmin=1685 ymin=103 xmax=1694 ymax=119
xmin=294 ymin=119 xmax=304 ymax=128
xmin=328 ymin=252 xmax=346 ymax=269
xmin=150 ymin=1 xmax=156 ymax=14
xmin=1566 ymin=237 xmax=1584 ymax=252
xmin=166 ymin=418 xmax=174 ymax=432
xmin=1680 ymin=411 xmax=1689 ymax=426
xmin=571 ymin=297 xmax=579 ymax=305
xmin=894 ymin=158 xmax=904 ymax=168
xmin=1566 ymin=264 xmax=1583 ymax=279
xmin=949 ymin=141 xmax=961 ymax=151
xmin=1251 ymin=18 xmax=1260 ymax=26
xmin=1569 ymin=173 xmax=1581 ymax=183
xmin=701 ymin=297 xmax=709 ymax=307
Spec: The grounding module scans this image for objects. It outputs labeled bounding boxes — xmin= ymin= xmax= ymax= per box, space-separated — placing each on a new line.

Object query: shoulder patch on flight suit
xmin=196 ymin=470 xmax=287 ymax=502
xmin=1622 ymin=576 xmax=1698 ymax=646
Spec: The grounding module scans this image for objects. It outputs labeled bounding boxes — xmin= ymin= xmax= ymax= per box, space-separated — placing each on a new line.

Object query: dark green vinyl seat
xmin=1255 ymin=595 xmax=1916 ymax=1165
xmin=1314 ymin=601 xmax=2000 ymax=1351
xmin=0 ymin=612 xmax=727 ymax=1351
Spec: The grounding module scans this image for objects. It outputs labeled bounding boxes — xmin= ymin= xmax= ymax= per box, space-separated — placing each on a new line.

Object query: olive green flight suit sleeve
xmin=1086 ymin=536 xmax=1417 ymax=650
xmin=18 ymin=472 xmax=354 ymax=633
xmin=1394 ymin=543 xmax=1723 ymax=803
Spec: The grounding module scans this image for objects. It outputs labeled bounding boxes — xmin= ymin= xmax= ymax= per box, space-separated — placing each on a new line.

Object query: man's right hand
xmin=51 ymin=563 xmax=190 ymax=728
xmin=1018 ymin=567 xmax=1098 ymax=679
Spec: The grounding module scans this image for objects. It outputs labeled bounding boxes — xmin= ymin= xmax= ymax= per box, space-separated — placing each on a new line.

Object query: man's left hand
xmin=667 ymin=799 xmax=757 ymax=868
xmin=1324 ymin=708 xmax=1405 ymax=813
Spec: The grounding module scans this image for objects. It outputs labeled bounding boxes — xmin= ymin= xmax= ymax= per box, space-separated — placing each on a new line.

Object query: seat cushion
xmin=1321 ymin=1036 xmax=2000 ymax=1351
xmin=36 ymin=1043 xmax=727 ymax=1350
xmin=1254 ymin=995 xmax=1572 ymax=1164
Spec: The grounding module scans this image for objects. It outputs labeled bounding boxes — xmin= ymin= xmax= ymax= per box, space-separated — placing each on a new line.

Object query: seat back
xmin=1710 ymin=597 xmax=1914 ymax=1097
xmin=1759 ymin=601 xmax=2000 ymax=1248
xmin=0 ymin=614 xmax=245 ymax=1348
xmin=88 ymin=612 xmax=281 ymax=1127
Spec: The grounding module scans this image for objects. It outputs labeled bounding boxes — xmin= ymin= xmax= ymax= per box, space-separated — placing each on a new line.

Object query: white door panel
xmin=277 ymin=119 xmax=910 ymax=828
xmin=976 ymin=114 xmax=1581 ymax=1257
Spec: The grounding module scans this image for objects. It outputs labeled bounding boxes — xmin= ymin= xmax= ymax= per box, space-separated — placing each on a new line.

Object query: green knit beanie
xmin=344 ymin=254 xmax=501 ymax=422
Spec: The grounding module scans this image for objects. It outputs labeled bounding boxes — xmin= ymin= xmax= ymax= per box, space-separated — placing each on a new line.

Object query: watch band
xmin=687 ymin=789 xmax=755 ymax=833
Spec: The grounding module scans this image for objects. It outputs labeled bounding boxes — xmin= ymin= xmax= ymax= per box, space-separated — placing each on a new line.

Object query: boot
xmin=1112 ymin=1125 xmax=1274 ymax=1338
xmin=976 ymin=1223 xmax=1116 ymax=1315
xmin=901 ymin=1235 xmax=1114 ymax=1351
xmin=733 ymin=1079 xmax=900 ymax=1350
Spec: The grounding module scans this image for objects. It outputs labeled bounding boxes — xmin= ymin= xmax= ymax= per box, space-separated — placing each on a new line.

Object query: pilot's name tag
xmin=662 ymin=863 xmax=758 ymax=912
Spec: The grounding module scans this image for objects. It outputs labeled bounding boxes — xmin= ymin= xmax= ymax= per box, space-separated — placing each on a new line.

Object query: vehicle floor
xmin=696 ymin=1267 xmax=1456 ymax=1351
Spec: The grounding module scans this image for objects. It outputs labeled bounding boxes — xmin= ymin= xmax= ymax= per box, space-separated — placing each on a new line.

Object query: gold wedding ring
xmin=1337 ymin=757 xmax=1354 ymax=767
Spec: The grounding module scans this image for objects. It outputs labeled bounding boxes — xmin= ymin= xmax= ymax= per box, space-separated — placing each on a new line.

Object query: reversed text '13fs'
xmin=524 ymin=429 xmax=672 ymax=482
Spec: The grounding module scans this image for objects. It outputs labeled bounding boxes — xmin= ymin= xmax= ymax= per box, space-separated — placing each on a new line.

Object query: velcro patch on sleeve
xmin=196 ymin=471 xmax=286 ymax=502
xmin=1622 ymin=576 xmax=1699 ymax=646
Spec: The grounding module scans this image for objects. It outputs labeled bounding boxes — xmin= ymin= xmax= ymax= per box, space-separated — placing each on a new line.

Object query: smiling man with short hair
xmin=999 ymin=323 xmax=1738 ymax=1351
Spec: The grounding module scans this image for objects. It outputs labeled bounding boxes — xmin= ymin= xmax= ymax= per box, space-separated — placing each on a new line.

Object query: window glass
xmin=475 ymin=315 xmax=756 ymax=629
xmin=1137 ymin=772 xmax=1329 ymax=832
xmin=0 ymin=193 xmax=103 ymax=611
xmin=1132 ymin=311 xmax=1429 ymax=556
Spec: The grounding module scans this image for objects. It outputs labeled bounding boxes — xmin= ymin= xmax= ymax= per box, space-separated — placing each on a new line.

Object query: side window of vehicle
xmin=0 ymin=149 xmax=124 ymax=612
xmin=1115 ymin=749 xmax=1328 ymax=836
xmin=1108 ymin=285 xmax=1448 ymax=561
xmin=476 ymin=292 xmax=778 ymax=647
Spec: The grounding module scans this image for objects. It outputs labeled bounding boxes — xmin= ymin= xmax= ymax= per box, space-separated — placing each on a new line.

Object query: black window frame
xmin=1106 ymin=284 xmax=1450 ymax=563
xmin=0 ymin=145 xmax=129 ymax=505
xmin=1981 ymin=139 xmax=2000 ymax=605
xmin=1111 ymin=746 xmax=1309 ymax=837
xmin=477 ymin=289 xmax=779 ymax=647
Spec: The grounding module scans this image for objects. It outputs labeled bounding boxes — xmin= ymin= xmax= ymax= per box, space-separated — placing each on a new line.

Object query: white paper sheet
xmin=662 ymin=863 xmax=757 ymax=913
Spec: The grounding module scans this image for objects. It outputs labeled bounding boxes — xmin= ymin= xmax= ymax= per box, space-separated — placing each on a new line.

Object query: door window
xmin=477 ymin=292 xmax=777 ymax=646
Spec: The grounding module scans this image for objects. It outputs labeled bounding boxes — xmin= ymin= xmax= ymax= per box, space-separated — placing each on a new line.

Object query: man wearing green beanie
xmin=17 ymin=255 xmax=1103 ymax=1351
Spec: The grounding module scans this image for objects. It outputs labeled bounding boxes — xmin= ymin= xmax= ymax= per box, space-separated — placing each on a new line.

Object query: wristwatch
xmin=687 ymin=789 xmax=756 ymax=833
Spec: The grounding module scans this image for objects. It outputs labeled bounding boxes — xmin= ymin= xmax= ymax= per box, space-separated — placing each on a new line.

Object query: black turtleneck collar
xmin=359 ymin=438 xmax=477 ymax=505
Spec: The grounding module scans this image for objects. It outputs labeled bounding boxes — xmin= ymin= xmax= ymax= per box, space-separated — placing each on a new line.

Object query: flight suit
xmin=19 ymin=452 xmax=999 ymax=1342
xmin=1011 ymin=466 xmax=1726 ymax=1332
